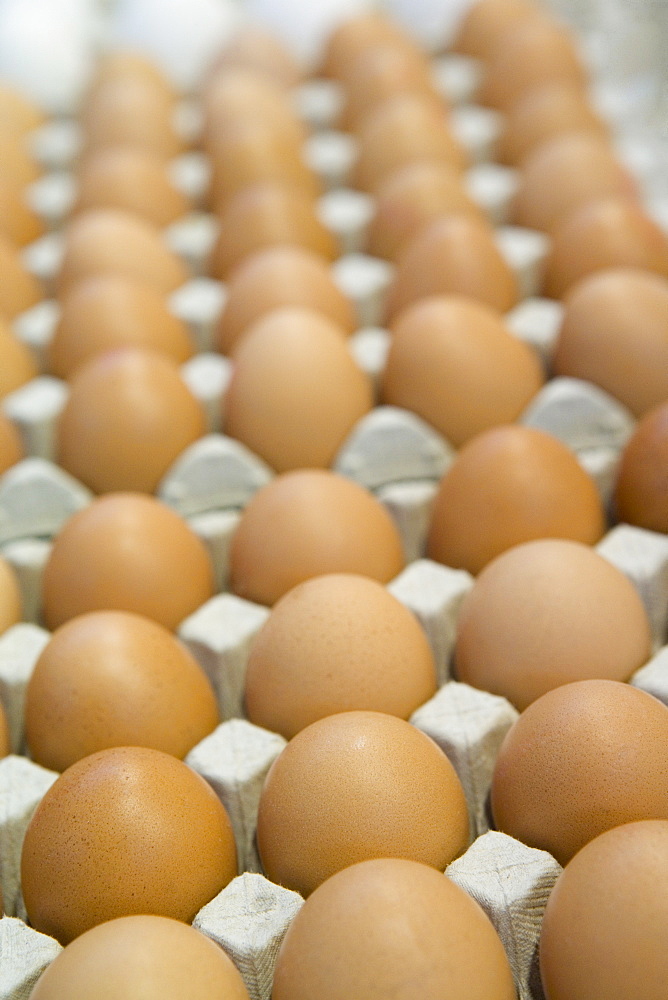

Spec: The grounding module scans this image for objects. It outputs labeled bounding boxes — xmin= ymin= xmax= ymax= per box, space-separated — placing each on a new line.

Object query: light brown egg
xmin=614 ymin=402 xmax=668 ymax=534
xmin=21 ymin=746 xmax=237 ymax=944
xmin=426 ymin=425 xmax=606 ymax=575
xmin=384 ymin=214 xmax=520 ymax=321
xmin=321 ymin=12 xmax=418 ymax=80
xmin=451 ymin=0 xmax=544 ymax=60
xmin=0 ymin=83 xmax=45 ymax=136
xmin=544 ymin=195 xmax=668 ymax=299
xmin=75 ymin=146 xmax=190 ymax=227
xmin=88 ymin=50 xmax=177 ymax=103
xmin=539 ymin=821 xmax=668 ymax=1000
xmin=210 ymin=25 xmax=302 ymax=88
xmin=553 ymin=268 xmax=668 ymax=414
xmin=455 ymin=539 xmax=652 ymax=710
xmin=0 ymin=411 xmax=25 ymax=475
xmin=230 ymin=469 xmax=405 ymax=606
xmin=25 ymin=610 xmax=220 ymax=772
xmin=58 ymin=209 xmax=190 ymax=296
xmin=0 ymin=125 xmax=42 ymax=187
xmin=209 ymin=182 xmax=338 ymax=280
xmin=0 ymin=320 xmax=38 ymax=396
xmin=79 ymin=76 xmax=183 ymax=160
xmin=0 ymin=233 xmax=42 ymax=319
xmin=0 ymin=699 xmax=9 ymax=758
xmin=245 ymin=573 xmax=437 ymax=739
xmin=381 ymin=295 xmax=544 ymax=447
xmin=491 ymin=679 xmax=668 ymax=865
xmin=42 ymin=492 xmax=215 ymax=631
xmin=29 ymin=915 xmax=250 ymax=1000
xmin=215 ymin=245 xmax=356 ymax=354
xmin=339 ymin=43 xmax=442 ymax=132
xmin=0 ymin=554 xmax=22 ymax=635
xmin=257 ymin=711 xmax=470 ymax=897
xmin=273 ymin=858 xmax=516 ymax=1000
xmin=49 ymin=273 xmax=194 ymax=380
xmin=202 ymin=68 xmax=306 ymax=153
xmin=0 ymin=173 xmax=44 ymax=246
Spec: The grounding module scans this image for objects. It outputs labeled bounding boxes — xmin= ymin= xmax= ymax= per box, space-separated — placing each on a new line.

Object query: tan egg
xmin=89 ymin=50 xmax=177 ymax=101
xmin=455 ymin=539 xmax=652 ymax=710
xmin=25 ymin=610 xmax=219 ymax=772
xmin=0 ymin=412 xmax=25 ymax=475
xmin=257 ymin=711 xmax=470 ymax=897
xmin=367 ymin=160 xmax=484 ymax=261
xmin=224 ymin=307 xmax=372 ymax=472
xmin=0 ymin=233 xmax=42 ymax=319
xmin=80 ymin=76 xmax=183 ymax=160
xmin=202 ymin=68 xmax=306 ymax=153
xmin=57 ymin=347 xmax=205 ymax=494
xmin=0 ymin=320 xmax=38 ymax=396
xmin=21 ymin=746 xmax=237 ymax=944
xmin=512 ymin=132 xmax=638 ymax=233
xmin=384 ymin=214 xmax=520 ymax=321
xmin=0 ymin=554 xmax=21 ymax=635
xmin=0 ymin=125 xmax=42 ymax=187
xmin=215 ymin=245 xmax=356 ymax=354
xmin=451 ymin=0 xmax=544 ymax=60
xmin=545 ymin=196 xmax=668 ymax=299
xmin=0 ymin=699 xmax=9 ymax=758
xmin=0 ymin=83 xmax=45 ymax=136
xmin=245 ymin=573 xmax=437 ymax=738
xmin=49 ymin=273 xmax=194 ymax=380
xmin=614 ymin=402 xmax=668 ymax=534
xmin=273 ymin=858 xmax=516 ymax=1000
xmin=539 ymin=821 xmax=668 ymax=1000
xmin=0 ymin=173 xmax=44 ymax=246
xmin=42 ymin=492 xmax=214 ymax=631
xmin=58 ymin=209 xmax=189 ymax=296
xmin=29 ymin=915 xmax=250 ymax=1000
xmin=553 ymin=268 xmax=668 ymax=414
xmin=209 ymin=182 xmax=337 ymax=280
xmin=230 ymin=469 xmax=405 ymax=606
xmin=320 ymin=12 xmax=419 ymax=79
xmin=426 ymin=425 xmax=606 ymax=575
xmin=353 ymin=95 xmax=468 ymax=192
xmin=211 ymin=25 xmax=302 ymax=88
xmin=381 ymin=295 xmax=544 ymax=447
xmin=75 ymin=147 xmax=190 ymax=227
xmin=491 ymin=679 xmax=668 ymax=865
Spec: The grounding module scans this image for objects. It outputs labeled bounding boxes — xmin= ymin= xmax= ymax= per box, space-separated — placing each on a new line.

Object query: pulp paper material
xmin=631 ymin=644 xmax=668 ymax=706
xmin=0 ymin=624 xmax=50 ymax=754
xmin=0 ymin=917 xmax=62 ymax=1000
xmin=597 ymin=524 xmax=668 ymax=647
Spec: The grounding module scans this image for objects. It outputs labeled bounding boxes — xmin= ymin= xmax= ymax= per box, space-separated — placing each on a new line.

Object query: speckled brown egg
xmin=451 ymin=0 xmax=543 ymax=60
xmin=0 ymin=320 xmax=38 ymax=396
xmin=79 ymin=76 xmax=183 ymax=160
xmin=614 ymin=402 xmax=668 ymax=534
xmin=0 ymin=233 xmax=43 ymax=319
xmin=0 ymin=173 xmax=44 ymax=246
xmin=491 ymin=679 xmax=668 ymax=865
xmin=257 ymin=711 xmax=470 ymax=897
xmin=21 ymin=746 xmax=237 ymax=944
xmin=0 ymin=412 xmax=25 ymax=475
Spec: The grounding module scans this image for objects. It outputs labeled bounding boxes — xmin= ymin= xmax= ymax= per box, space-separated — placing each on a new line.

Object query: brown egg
xmin=88 ymin=50 xmax=177 ymax=101
xmin=0 ymin=173 xmax=44 ymax=246
xmin=75 ymin=146 xmax=191 ymax=227
xmin=512 ymin=131 xmax=638 ymax=233
xmin=49 ymin=273 xmax=194 ymax=380
xmin=273 ymin=858 xmax=516 ymax=1000
xmin=25 ymin=610 xmax=220 ymax=772
xmin=339 ymin=43 xmax=442 ymax=132
xmin=539 ymin=821 xmax=668 ymax=1000
xmin=0 ymin=320 xmax=38 ymax=395
xmin=257 ymin=711 xmax=470 ymax=897
xmin=79 ymin=76 xmax=183 ymax=160
xmin=202 ymin=68 xmax=306 ymax=153
xmin=215 ymin=245 xmax=356 ymax=354
xmin=0 ymin=411 xmax=25 ymax=474
xmin=384 ymin=214 xmax=520 ymax=321
xmin=209 ymin=182 xmax=337 ymax=280
xmin=245 ymin=573 xmax=437 ymax=739
xmin=491 ymin=680 xmax=668 ymax=865
xmin=353 ymin=95 xmax=468 ymax=192
xmin=0 ymin=233 xmax=42 ymax=319
xmin=0 ymin=553 xmax=22 ymax=635
xmin=451 ymin=0 xmax=544 ymax=60
xmin=455 ymin=539 xmax=652 ymax=710
xmin=230 ymin=469 xmax=405 ymax=606
xmin=42 ymin=492 xmax=215 ymax=631
xmin=0 ymin=83 xmax=45 ymax=136
xmin=0 ymin=125 xmax=42 ymax=187
xmin=210 ymin=25 xmax=302 ymax=88
xmin=0 ymin=699 xmax=9 ymax=758
xmin=367 ymin=160 xmax=483 ymax=261
xmin=320 ymin=12 xmax=418 ymax=80
xmin=544 ymin=195 xmax=668 ymax=299
xmin=426 ymin=425 xmax=606 ymax=575
xmin=553 ymin=268 xmax=668 ymax=415
xmin=614 ymin=402 xmax=668 ymax=533
xmin=29 ymin=915 xmax=250 ymax=1000
xmin=21 ymin=746 xmax=237 ymax=944
xmin=381 ymin=295 xmax=544 ymax=447
xmin=58 ymin=209 xmax=190 ymax=296
xmin=224 ymin=307 xmax=372 ymax=473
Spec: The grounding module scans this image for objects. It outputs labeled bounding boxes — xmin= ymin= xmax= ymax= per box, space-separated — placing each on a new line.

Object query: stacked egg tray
xmin=1 ymin=11 xmax=668 ymax=1000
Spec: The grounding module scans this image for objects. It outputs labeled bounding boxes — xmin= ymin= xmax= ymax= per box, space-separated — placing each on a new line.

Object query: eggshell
xmin=29 ymin=915 xmax=250 ymax=1000
xmin=0 ymin=172 xmax=44 ymax=246
xmin=0 ymin=82 xmax=45 ymax=136
xmin=539 ymin=821 xmax=668 ymax=1000
xmin=230 ymin=469 xmax=406 ymax=606
xmin=382 ymin=295 xmax=544 ymax=446
xmin=42 ymin=492 xmax=215 ymax=631
xmin=25 ymin=609 xmax=220 ymax=772
xmin=0 ymin=554 xmax=21 ymax=635
xmin=0 ymin=232 xmax=43 ymax=319
xmin=491 ymin=679 xmax=668 ymax=865
xmin=614 ymin=402 xmax=668 ymax=533
xmin=79 ymin=75 xmax=184 ymax=160
xmin=202 ymin=67 xmax=306 ymax=152
xmin=0 ymin=700 xmax=9 ymax=758
xmin=451 ymin=0 xmax=543 ymax=60
xmin=273 ymin=858 xmax=516 ymax=1000
xmin=21 ymin=746 xmax=237 ymax=944
xmin=0 ymin=318 xmax=38 ymax=395
xmin=211 ymin=24 xmax=303 ymax=87
xmin=321 ymin=12 xmax=418 ymax=79
xmin=553 ymin=267 xmax=668 ymax=416
xmin=90 ymin=50 xmax=178 ymax=100
xmin=339 ymin=43 xmax=442 ymax=131
xmin=426 ymin=425 xmax=606 ymax=575
xmin=0 ymin=125 xmax=42 ymax=188
xmin=0 ymin=410 xmax=25 ymax=474
xmin=257 ymin=711 xmax=470 ymax=896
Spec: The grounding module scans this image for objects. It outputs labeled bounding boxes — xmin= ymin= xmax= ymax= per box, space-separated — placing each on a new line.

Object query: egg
xmin=0 ymin=82 xmax=45 ymax=136
xmin=79 ymin=75 xmax=184 ymax=160
xmin=257 ymin=711 xmax=470 ymax=896
xmin=21 ymin=746 xmax=237 ymax=944
xmin=229 ymin=469 xmax=406 ymax=606
xmin=0 ymin=233 xmax=43 ymax=319
xmin=451 ymin=0 xmax=542 ymax=60
xmin=491 ymin=679 xmax=668 ymax=865
xmin=0 ymin=173 xmax=44 ymax=247
xmin=202 ymin=67 xmax=306 ymax=152
xmin=210 ymin=24 xmax=302 ymax=87
xmin=320 ymin=12 xmax=418 ymax=79
xmin=0 ymin=554 xmax=22 ymax=634
xmin=0 ymin=411 xmax=26 ymax=474
xmin=42 ymin=492 xmax=215 ymax=630
xmin=0 ymin=699 xmax=9 ymax=758
xmin=89 ymin=49 xmax=177 ymax=101
xmin=381 ymin=295 xmax=544 ymax=447
xmin=0 ymin=125 xmax=42 ymax=188
xmin=25 ymin=609 xmax=219 ymax=772
xmin=273 ymin=858 xmax=516 ymax=1000
xmin=0 ymin=319 xmax=38 ymax=395
xmin=28 ymin=915 xmax=251 ymax=1000
xmin=614 ymin=402 xmax=668 ymax=534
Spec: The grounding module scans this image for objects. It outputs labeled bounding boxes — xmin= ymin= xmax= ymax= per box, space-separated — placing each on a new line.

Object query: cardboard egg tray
xmin=1 ymin=37 xmax=668 ymax=1000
